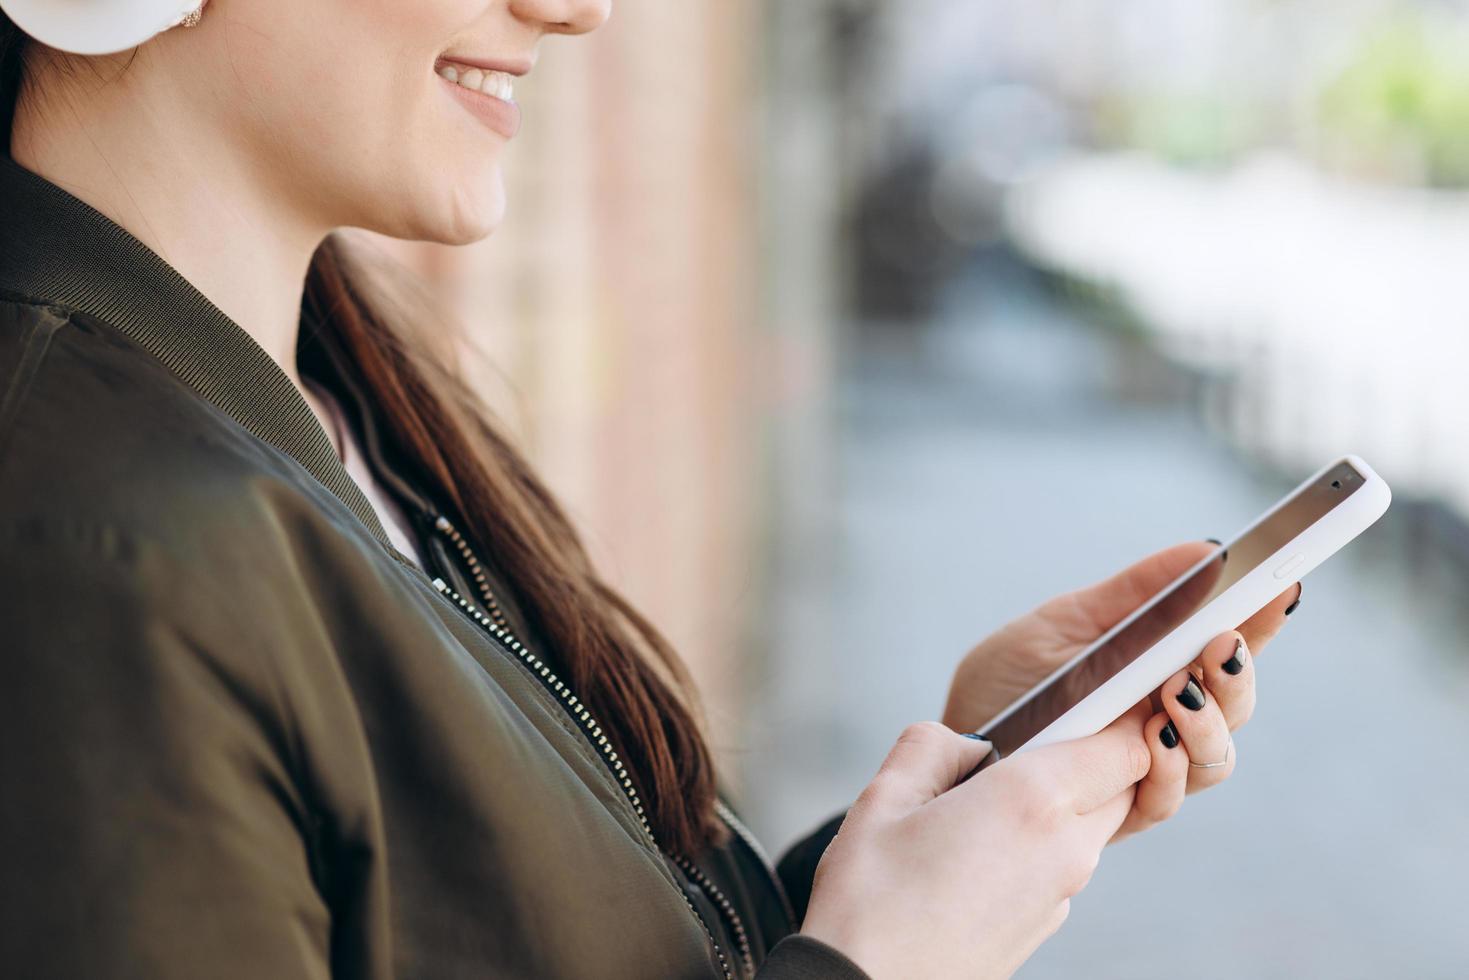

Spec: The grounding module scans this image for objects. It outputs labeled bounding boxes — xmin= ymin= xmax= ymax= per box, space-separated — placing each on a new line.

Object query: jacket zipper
xmin=431 ymin=513 xmax=510 ymax=629
xmin=672 ymin=853 xmax=755 ymax=977
xmin=319 ymin=341 xmax=768 ymax=971
xmin=426 ymin=512 xmax=739 ymax=980
xmin=332 ymin=378 xmax=762 ymax=975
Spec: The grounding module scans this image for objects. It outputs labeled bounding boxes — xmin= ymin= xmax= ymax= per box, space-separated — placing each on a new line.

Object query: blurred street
xmin=743 ymin=251 xmax=1469 ymax=978
xmin=407 ymin=2 xmax=1469 ymax=971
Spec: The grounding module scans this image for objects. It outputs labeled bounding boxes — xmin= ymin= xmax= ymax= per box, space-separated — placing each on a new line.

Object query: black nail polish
xmin=1284 ymin=582 xmax=1303 ymax=617
xmin=1176 ymin=676 xmax=1206 ymax=711
xmin=1222 ymin=638 xmax=1247 ymax=676
xmin=962 ymin=732 xmax=989 ymax=741
xmin=1159 ymin=721 xmax=1180 ymax=749
xmin=1204 ymin=537 xmax=1228 ymax=562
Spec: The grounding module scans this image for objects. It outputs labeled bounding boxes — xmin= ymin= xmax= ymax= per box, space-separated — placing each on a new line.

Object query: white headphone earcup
xmin=0 ymin=0 xmax=201 ymax=56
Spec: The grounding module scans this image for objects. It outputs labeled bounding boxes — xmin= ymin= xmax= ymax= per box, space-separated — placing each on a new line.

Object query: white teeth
xmin=436 ymin=61 xmax=516 ymax=101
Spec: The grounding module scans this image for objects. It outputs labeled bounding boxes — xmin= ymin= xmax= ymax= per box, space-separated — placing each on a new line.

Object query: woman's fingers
xmin=1161 ymin=667 xmax=1236 ymax=793
xmin=861 ymin=722 xmax=995 ymax=815
xmin=1235 ymin=580 xmax=1303 ymax=658
xmin=1110 ymin=711 xmax=1189 ymax=842
xmin=1007 ymin=712 xmax=1152 ymax=817
xmin=1058 ymin=541 xmax=1216 ymax=641
xmin=1194 ymin=631 xmax=1257 ymax=730
xmin=1084 ymin=781 xmax=1140 ymax=851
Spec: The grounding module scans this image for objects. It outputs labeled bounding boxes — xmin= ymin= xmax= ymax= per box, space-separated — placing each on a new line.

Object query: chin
xmin=377 ymin=166 xmax=508 ymax=246
xmin=438 ymin=164 xmax=508 ymax=244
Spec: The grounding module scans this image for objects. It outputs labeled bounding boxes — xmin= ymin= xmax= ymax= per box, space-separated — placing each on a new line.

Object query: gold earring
xmin=177 ymin=1 xmax=207 ymax=28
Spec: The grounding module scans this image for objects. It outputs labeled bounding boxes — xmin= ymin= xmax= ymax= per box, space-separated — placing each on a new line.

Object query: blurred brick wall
xmin=377 ymin=3 xmax=762 ymax=769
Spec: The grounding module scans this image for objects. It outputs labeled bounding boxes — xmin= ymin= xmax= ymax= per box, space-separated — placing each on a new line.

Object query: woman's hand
xmin=940 ymin=540 xmax=1301 ymax=841
xmin=800 ymin=716 xmax=1150 ymax=980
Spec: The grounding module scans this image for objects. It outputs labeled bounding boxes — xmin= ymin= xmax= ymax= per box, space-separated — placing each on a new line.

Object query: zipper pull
xmin=431 ymin=577 xmax=450 ymax=593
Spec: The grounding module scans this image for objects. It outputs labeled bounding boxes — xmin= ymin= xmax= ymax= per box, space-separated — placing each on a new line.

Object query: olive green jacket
xmin=0 ymin=148 xmax=865 ymax=980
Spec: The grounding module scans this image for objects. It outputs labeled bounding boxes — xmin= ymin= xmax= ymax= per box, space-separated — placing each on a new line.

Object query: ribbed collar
xmin=0 ymin=147 xmax=395 ymax=551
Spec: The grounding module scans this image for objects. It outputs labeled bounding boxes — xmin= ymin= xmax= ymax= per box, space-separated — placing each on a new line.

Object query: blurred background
xmin=385 ymin=1 xmax=1469 ymax=976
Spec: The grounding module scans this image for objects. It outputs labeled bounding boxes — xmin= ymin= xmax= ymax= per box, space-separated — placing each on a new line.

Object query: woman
xmin=0 ymin=1 xmax=1301 ymax=977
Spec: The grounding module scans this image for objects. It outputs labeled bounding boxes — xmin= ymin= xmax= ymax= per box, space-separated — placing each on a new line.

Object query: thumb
xmin=1023 ymin=713 xmax=1151 ymax=815
xmin=1061 ymin=540 xmax=1220 ymax=637
xmin=862 ymin=722 xmax=995 ymax=815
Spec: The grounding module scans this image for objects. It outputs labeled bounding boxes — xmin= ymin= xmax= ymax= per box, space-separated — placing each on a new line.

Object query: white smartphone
xmin=975 ymin=455 xmax=1392 ymax=761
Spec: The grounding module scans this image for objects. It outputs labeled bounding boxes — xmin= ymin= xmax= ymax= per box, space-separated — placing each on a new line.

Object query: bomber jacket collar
xmin=0 ymin=147 xmax=401 ymax=554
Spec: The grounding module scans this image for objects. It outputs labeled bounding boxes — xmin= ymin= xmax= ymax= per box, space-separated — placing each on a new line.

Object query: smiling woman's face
xmin=188 ymin=0 xmax=609 ymax=244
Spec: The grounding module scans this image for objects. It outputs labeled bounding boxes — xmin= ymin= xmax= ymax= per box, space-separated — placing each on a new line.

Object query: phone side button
xmin=1273 ymin=553 xmax=1306 ymax=579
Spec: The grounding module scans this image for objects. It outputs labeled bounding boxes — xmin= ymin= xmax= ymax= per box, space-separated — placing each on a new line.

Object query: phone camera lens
xmin=1331 ymin=479 xmax=1343 ymax=490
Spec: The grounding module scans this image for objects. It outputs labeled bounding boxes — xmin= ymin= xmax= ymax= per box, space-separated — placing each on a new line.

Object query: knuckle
xmin=1188 ymin=747 xmax=1239 ymax=791
xmin=851 ymin=782 xmax=880 ymax=813
xmin=1008 ymin=768 xmax=1066 ymax=829
xmin=1060 ymin=848 xmax=1100 ymax=898
xmin=1230 ymin=691 xmax=1257 ymax=729
xmin=1139 ymin=791 xmax=1181 ymax=825
xmin=1049 ymin=898 xmax=1072 ymax=935
xmin=874 ymin=722 xmax=949 ymax=780
xmin=1125 ymin=736 xmax=1153 ymax=782
xmin=857 ymin=771 xmax=902 ymax=810
xmin=897 ymin=720 xmax=949 ymax=749
xmin=1197 ymin=768 xmax=1232 ymax=791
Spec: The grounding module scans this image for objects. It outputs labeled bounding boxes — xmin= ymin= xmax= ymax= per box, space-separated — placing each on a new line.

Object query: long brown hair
xmin=0 ymin=17 xmax=725 ymax=857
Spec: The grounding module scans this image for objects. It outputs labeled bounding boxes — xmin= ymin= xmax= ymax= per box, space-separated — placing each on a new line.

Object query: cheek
xmin=342 ymin=0 xmax=515 ymax=239
xmin=387 ymin=83 xmax=514 ymax=243
xmin=220 ymin=0 xmax=512 ymax=240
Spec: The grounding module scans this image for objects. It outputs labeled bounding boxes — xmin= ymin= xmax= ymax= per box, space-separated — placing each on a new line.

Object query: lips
xmin=440 ymin=79 xmax=521 ymax=140
xmin=435 ymin=60 xmax=520 ymax=140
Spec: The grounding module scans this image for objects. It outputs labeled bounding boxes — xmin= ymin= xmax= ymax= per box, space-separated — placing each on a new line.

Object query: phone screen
xmin=978 ymin=461 xmax=1366 ymax=758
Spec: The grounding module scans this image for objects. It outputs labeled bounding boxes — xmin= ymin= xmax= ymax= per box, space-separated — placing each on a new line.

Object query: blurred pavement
xmin=742 ymin=252 xmax=1469 ymax=979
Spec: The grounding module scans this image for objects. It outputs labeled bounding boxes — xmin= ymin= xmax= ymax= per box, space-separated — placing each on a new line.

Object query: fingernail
xmin=960 ymin=736 xmax=1000 ymax=781
xmin=1204 ymin=537 xmax=1228 ymax=562
xmin=1284 ymin=582 xmax=1303 ymax=617
xmin=1222 ymin=637 xmax=1248 ymax=676
xmin=1176 ymin=675 xmax=1206 ymax=711
xmin=1159 ymin=721 xmax=1180 ymax=749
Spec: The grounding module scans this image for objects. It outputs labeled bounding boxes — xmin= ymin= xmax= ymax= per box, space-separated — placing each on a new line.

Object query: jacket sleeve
xmin=756 ymin=934 xmax=871 ymax=979
xmin=0 ymin=543 xmax=334 ymax=980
